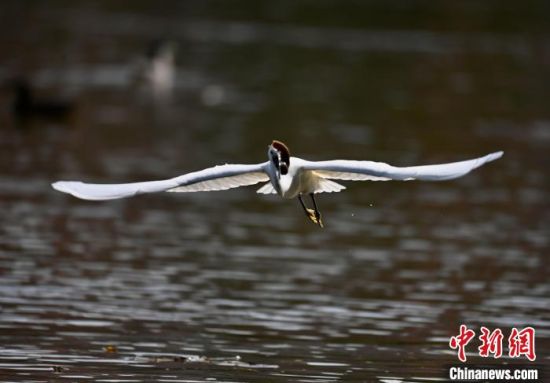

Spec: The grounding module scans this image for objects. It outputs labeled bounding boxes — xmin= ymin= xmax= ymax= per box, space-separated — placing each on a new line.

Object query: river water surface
xmin=0 ymin=1 xmax=549 ymax=382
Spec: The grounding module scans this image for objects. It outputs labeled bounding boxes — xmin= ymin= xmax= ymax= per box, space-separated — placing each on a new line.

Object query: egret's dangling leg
xmin=298 ymin=194 xmax=311 ymax=217
xmin=298 ymin=194 xmax=321 ymax=227
xmin=298 ymin=194 xmax=317 ymax=224
xmin=309 ymin=193 xmax=323 ymax=228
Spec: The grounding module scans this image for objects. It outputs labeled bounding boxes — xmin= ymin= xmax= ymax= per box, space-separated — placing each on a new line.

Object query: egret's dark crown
xmin=271 ymin=140 xmax=290 ymax=175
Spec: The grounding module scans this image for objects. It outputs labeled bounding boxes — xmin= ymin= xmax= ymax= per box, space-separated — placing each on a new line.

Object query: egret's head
xmin=268 ymin=140 xmax=290 ymax=178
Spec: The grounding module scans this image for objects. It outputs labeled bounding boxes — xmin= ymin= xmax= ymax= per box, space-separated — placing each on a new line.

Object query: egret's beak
xmin=276 ymin=152 xmax=283 ymax=179
xmin=269 ymin=146 xmax=282 ymax=179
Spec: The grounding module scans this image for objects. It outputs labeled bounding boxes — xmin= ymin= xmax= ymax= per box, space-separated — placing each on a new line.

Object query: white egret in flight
xmin=53 ymin=140 xmax=503 ymax=227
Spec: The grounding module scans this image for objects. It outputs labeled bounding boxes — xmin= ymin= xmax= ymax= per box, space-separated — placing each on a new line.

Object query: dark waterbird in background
xmin=52 ymin=140 xmax=503 ymax=227
xmin=9 ymin=77 xmax=74 ymax=122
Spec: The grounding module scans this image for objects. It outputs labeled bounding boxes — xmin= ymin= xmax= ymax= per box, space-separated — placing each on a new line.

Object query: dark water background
xmin=0 ymin=1 xmax=549 ymax=382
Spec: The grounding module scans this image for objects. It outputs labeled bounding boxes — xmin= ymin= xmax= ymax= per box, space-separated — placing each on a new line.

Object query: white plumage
xmin=301 ymin=150 xmax=504 ymax=182
xmin=53 ymin=163 xmax=269 ymax=201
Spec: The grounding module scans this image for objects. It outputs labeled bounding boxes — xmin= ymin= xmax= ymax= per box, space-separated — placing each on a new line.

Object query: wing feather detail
xmin=256 ymin=182 xmax=277 ymax=195
xmin=168 ymin=168 xmax=268 ymax=192
xmin=314 ymin=178 xmax=346 ymax=193
xmin=313 ymin=171 xmax=391 ymax=181
xmin=303 ymin=151 xmax=503 ymax=182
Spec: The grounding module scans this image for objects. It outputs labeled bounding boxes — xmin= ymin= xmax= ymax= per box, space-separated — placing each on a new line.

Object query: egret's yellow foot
xmin=306 ymin=209 xmax=324 ymax=228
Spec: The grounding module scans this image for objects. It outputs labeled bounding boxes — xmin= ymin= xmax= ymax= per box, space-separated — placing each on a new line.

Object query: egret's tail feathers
xmin=314 ymin=178 xmax=346 ymax=194
xmin=256 ymin=182 xmax=276 ymax=194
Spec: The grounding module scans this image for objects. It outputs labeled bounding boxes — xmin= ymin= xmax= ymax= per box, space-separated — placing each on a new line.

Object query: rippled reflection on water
xmin=1 ymin=1 xmax=549 ymax=382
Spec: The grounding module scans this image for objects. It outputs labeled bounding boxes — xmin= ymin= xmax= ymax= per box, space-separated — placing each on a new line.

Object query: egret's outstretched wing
xmin=52 ymin=163 xmax=269 ymax=201
xmin=303 ymin=151 xmax=503 ymax=182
